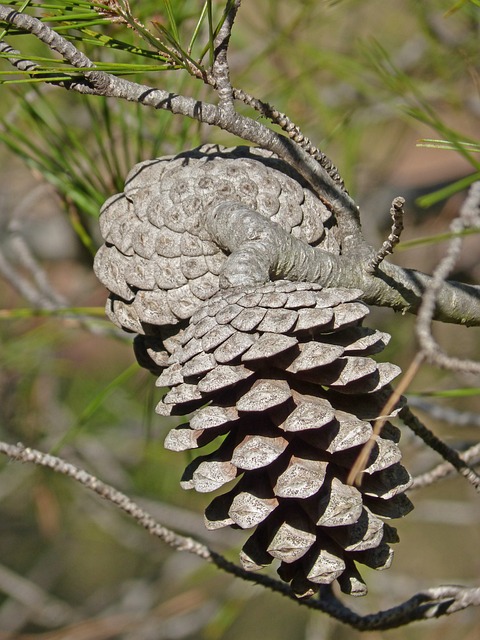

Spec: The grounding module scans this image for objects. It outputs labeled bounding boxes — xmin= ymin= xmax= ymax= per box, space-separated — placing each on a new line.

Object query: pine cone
xmin=93 ymin=145 xmax=413 ymax=598
xmin=151 ymin=281 xmax=412 ymax=598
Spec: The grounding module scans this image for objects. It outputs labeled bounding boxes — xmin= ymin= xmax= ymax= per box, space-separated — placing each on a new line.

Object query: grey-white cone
xmin=93 ymin=147 xmax=413 ymax=598
xmin=147 ymin=281 xmax=413 ymax=598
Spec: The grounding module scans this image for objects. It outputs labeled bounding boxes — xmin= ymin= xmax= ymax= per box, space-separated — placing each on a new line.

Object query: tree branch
xmin=400 ymin=406 xmax=480 ymax=492
xmin=232 ymin=87 xmax=347 ymax=191
xmin=1 ymin=5 xmax=479 ymax=326
xmin=416 ymin=182 xmax=480 ymax=372
xmin=410 ymin=442 xmax=480 ymax=490
xmin=206 ymin=201 xmax=480 ymax=325
xmin=1 ymin=440 xmax=480 ymax=630
xmin=2 ymin=4 xmax=480 ymax=633
xmin=367 ymin=196 xmax=405 ymax=273
xmin=0 ymin=441 xmax=212 ymax=560
xmin=211 ymin=0 xmax=240 ymax=114
xmin=0 ymin=5 xmax=361 ymax=249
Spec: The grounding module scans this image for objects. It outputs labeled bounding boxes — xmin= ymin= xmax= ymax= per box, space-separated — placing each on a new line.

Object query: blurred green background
xmin=0 ymin=1 xmax=480 ymax=638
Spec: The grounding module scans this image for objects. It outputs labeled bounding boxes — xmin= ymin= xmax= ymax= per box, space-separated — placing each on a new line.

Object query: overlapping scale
xmin=153 ymin=281 xmax=413 ymax=597
xmin=94 ymin=145 xmax=335 ymax=335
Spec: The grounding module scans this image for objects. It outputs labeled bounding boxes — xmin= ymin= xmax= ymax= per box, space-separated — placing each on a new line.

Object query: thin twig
xmin=347 ymin=353 xmax=423 ymax=486
xmin=1 ymin=440 xmax=480 ymax=630
xmin=232 ymin=88 xmax=347 ymax=191
xmin=0 ymin=441 xmax=212 ymax=560
xmin=400 ymin=406 xmax=480 ymax=492
xmin=411 ymin=442 xmax=480 ymax=490
xmin=416 ymin=182 xmax=480 ymax=373
xmin=366 ymin=196 xmax=405 ymax=273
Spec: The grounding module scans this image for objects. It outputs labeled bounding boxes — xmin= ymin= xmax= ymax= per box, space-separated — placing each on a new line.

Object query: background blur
xmin=0 ymin=1 xmax=480 ymax=638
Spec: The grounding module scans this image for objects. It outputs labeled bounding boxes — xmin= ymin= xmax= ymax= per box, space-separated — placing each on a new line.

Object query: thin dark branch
xmin=400 ymin=406 xmax=480 ymax=491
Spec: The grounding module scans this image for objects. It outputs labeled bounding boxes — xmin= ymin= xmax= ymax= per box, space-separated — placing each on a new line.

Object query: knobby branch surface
xmin=411 ymin=442 xmax=480 ymax=490
xmin=366 ymin=197 xmax=406 ymax=274
xmin=1 ymin=6 xmax=479 ymax=324
xmin=0 ymin=442 xmax=212 ymax=560
xmin=1 ymin=440 xmax=479 ymax=631
xmin=211 ymin=0 xmax=240 ymax=114
xmin=231 ymin=88 xmax=348 ymax=190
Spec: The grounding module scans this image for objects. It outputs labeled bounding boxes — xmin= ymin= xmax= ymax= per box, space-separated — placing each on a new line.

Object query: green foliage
xmin=2 ymin=0 xmax=480 ymax=223
xmin=0 ymin=0 xmax=224 ymax=245
xmin=0 ymin=0 xmax=230 ymax=76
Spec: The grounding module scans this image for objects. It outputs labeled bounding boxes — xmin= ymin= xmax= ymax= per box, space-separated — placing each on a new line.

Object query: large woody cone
xmin=93 ymin=146 xmax=413 ymax=598
xmin=145 ymin=281 xmax=413 ymax=598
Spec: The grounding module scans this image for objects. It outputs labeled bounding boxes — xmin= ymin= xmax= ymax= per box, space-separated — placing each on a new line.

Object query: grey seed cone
xmin=93 ymin=146 xmax=413 ymax=598
xmin=153 ymin=281 xmax=413 ymax=598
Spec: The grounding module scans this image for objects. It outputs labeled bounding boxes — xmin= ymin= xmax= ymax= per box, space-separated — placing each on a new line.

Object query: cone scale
xmin=151 ymin=281 xmax=412 ymax=597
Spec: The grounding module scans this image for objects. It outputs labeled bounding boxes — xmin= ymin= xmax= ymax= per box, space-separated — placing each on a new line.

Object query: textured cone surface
xmin=94 ymin=146 xmax=413 ymax=598
xmin=154 ymin=281 xmax=413 ymax=597
xmin=93 ymin=145 xmax=335 ymax=336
